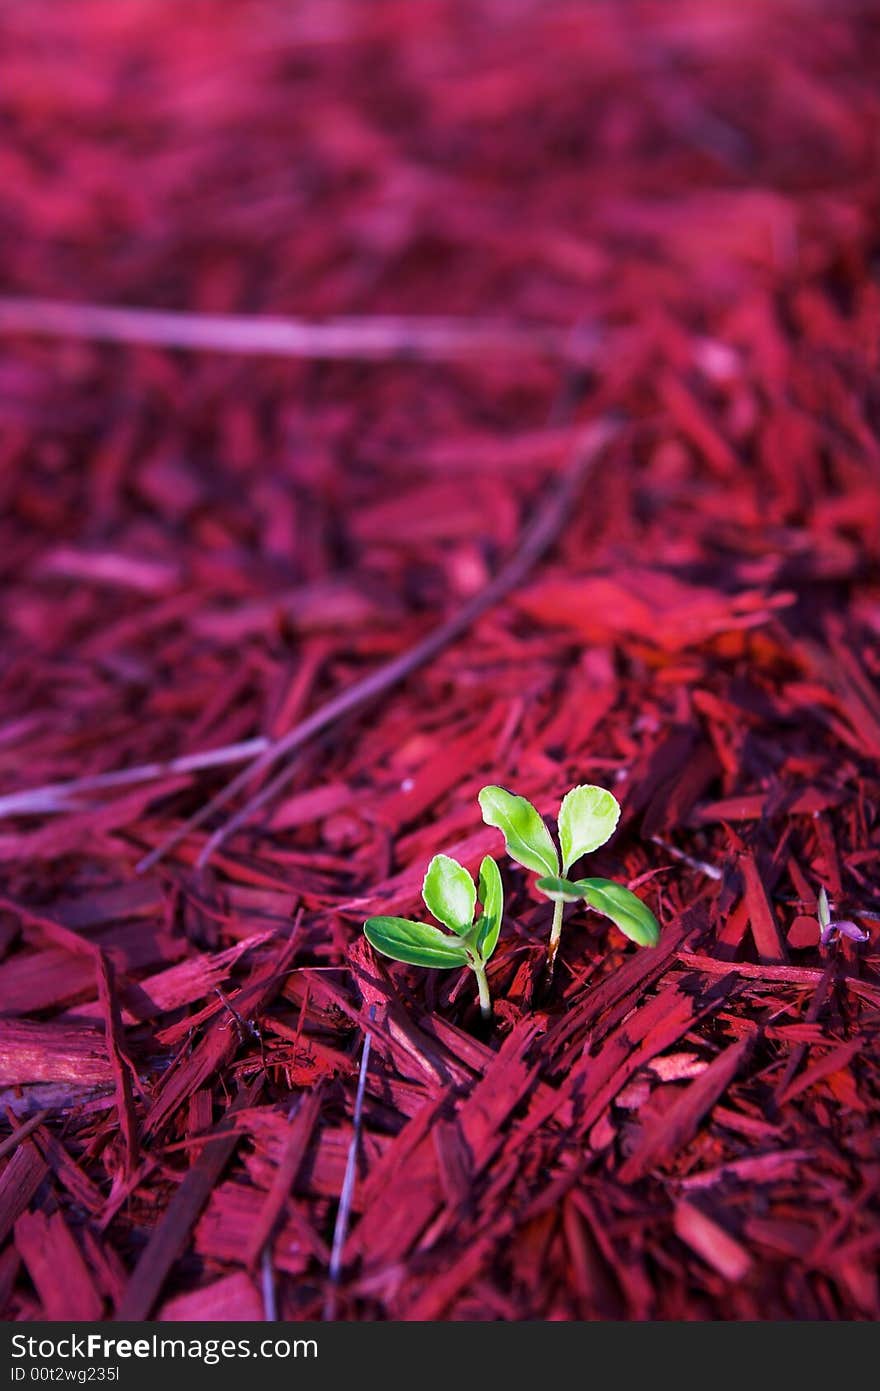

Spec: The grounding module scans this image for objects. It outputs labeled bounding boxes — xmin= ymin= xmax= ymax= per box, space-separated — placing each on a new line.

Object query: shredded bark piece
xmin=1 ymin=0 xmax=878 ymax=1322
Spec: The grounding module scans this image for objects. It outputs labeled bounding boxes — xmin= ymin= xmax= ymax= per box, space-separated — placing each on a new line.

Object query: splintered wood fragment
xmin=398 ymin=1231 xmax=498 ymax=1321
xmin=0 ymin=1107 xmax=50 ymax=1160
xmin=776 ymin=1039 xmax=861 ymax=1107
xmin=821 ymin=624 xmax=880 ymax=758
xmin=29 ymin=1124 xmax=104 ymax=1213
xmin=116 ymin=1078 xmax=261 ymax=1321
xmin=744 ymin=1216 xmax=817 ymax=1257
xmin=246 ymin=1086 xmax=323 ymax=1269
xmin=674 ymin=1201 xmax=753 ymax=1282
xmin=619 ymin=1038 xmax=750 ymax=1183
xmin=15 ymin=1208 xmax=103 ymax=1320
xmin=772 ymin=957 xmax=836 ymax=1106
xmin=561 ymin=1200 xmax=605 ymax=1318
xmin=110 ymin=931 xmax=274 ymax=1022
xmin=674 ymin=951 xmax=880 ymax=1003
xmin=143 ymin=928 xmax=298 ymax=1136
xmin=195 ymin=1177 xmax=331 ymax=1271
xmin=94 ymin=952 xmax=138 ymax=1174
xmin=350 ymin=1021 xmax=539 ymax=1267
xmin=0 ymin=1019 xmax=115 ymax=1085
xmin=571 ymin=1191 xmax=639 ymax=1317
xmin=740 ymin=853 xmax=788 ymax=963
xmin=0 ymin=893 xmax=98 ymax=960
xmin=159 ymin=1271 xmax=263 ymax=1322
xmin=545 ymin=904 xmax=708 ymax=1059
xmin=431 ymin=1118 xmax=473 ymax=1208
xmin=349 ymin=1090 xmax=450 ymax=1221
xmin=679 ymin=1149 xmax=812 ymax=1190
xmin=567 ymin=978 xmax=737 ymax=1140
xmin=314 ymin=966 xmax=471 ymax=1087
xmin=0 ymin=1144 xmax=48 ymax=1243
xmin=693 ymin=788 xmax=845 ymax=824
xmin=0 ymin=920 xmax=187 ymax=1018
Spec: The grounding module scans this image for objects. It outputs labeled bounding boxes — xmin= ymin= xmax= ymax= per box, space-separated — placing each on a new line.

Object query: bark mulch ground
xmin=1 ymin=0 xmax=879 ymax=1321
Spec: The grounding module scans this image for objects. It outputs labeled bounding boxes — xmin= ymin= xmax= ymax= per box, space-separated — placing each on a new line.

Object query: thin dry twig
xmin=0 ymin=738 xmax=269 ymax=820
xmin=323 ymin=1004 xmax=376 ymax=1321
xmin=0 ymin=296 xmax=586 ymax=364
xmin=0 ymin=1108 xmax=52 ymax=1161
xmin=261 ymin=1246 xmax=277 ymax=1322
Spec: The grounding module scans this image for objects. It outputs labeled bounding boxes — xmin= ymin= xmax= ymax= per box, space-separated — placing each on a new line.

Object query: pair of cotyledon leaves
xmin=364 ymin=853 xmax=503 ymax=972
xmin=364 ymin=783 xmax=659 ymax=974
xmin=479 ymin=784 xmax=659 ymax=948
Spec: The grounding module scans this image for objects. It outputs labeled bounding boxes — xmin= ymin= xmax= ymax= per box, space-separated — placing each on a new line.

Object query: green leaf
xmin=363 ymin=917 xmax=470 ymax=970
xmin=577 ymin=878 xmax=660 ymax=947
xmin=478 ymin=785 xmax=558 ymax=877
xmin=475 ymin=855 xmax=504 ymax=960
xmin=535 ymin=874 xmax=588 ymax=903
xmin=817 ymin=886 xmax=831 ymax=930
xmin=422 ymin=854 xmax=476 ymax=934
xmin=536 ymin=875 xmax=660 ymax=946
xmin=558 ymin=784 xmax=620 ymax=872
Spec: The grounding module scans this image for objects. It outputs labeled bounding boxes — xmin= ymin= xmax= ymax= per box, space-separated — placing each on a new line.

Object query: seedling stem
xmin=547 ymin=897 xmax=565 ymax=976
xmin=473 ymin=961 xmax=492 ymax=1020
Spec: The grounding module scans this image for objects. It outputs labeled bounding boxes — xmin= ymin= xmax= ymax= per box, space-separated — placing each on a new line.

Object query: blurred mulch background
xmin=1 ymin=0 xmax=879 ymax=1320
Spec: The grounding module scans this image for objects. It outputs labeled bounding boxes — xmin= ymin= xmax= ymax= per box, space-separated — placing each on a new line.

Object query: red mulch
xmin=1 ymin=0 xmax=879 ymax=1322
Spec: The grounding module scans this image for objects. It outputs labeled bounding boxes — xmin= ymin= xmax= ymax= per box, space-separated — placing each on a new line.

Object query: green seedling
xmin=363 ymin=853 xmax=503 ymax=1020
xmin=478 ymin=783 xmax=660 ymax=974
xmin=817 ymin=885 xmax=869 ymax=947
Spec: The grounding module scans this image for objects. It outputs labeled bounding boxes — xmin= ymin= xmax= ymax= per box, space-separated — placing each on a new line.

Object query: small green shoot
xmin=479 ymin=783 xmax=659 ymax=974
xmin=364 ymin=853 xmax=503 ymax=1020
xmin=818 ymin=886 xmax=831 ymax=939
xmin=817 ymin=884 xmax=869 ymax=947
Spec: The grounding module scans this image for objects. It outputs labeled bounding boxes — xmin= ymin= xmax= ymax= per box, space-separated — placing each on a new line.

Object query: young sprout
xmin=363 ymin=853 xmax=503 ymax=1020
xmin=478 ymin=783 xmax=660 ymax=975
xmin=817 ymin=885 xmax=869 ymax=947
